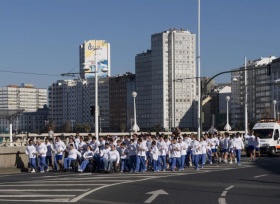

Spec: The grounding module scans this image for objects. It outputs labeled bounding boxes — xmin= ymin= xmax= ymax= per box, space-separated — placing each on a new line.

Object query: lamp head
xmin=132 ymin=92 xmax=137 ymax=98
xmin=226 ymin=96 xmax=230 ymax=101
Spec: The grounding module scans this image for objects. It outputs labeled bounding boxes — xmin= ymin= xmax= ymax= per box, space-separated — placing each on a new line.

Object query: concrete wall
xmin=0 ymin=147 xmax=28 ymax=170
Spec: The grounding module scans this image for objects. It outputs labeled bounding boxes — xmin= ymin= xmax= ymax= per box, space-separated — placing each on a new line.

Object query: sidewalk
xmin=0 ymin=168 xmax=27 ymax=174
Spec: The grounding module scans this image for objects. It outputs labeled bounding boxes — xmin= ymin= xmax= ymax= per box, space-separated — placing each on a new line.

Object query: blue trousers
xmin=129 ymin=155 xmax=137 ymax=171
xmin=172 ymin=157 xmax=181 ymax=170
xmin=38 ymin=156 xmax=48 ymax=172
xmin=80 ymin=159 xmax=89 ymax=171
xmin=64 ymin=158 xmax=75 ymax=169
xmin=158 ymin=155 xmax=166 ymax=171
xmin=136 ymin=156 xmax=146 ymax=172
xmin=29 ymin=158 xmax=37 ymax=169
xmin=54 ymin=155 xmax=63 ymax=170
xmin=121 ymin=159 xmax=130 ymax=172
xmin=201 ymin=154 xmax=206 ymax=166
xmin=235 ymin=149 xmax=241 ymax=164
xmin=194 ymin=154 xmax=200 ymax=169
xmin=180 ymin=155 xmax=186 ymax=169
xmin=152 ymin=159 xmax=158 ymax=171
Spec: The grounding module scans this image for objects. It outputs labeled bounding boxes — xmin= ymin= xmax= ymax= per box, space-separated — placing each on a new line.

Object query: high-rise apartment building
xmin=48 ymin=78 xmax=110 ymax=131
xmin=135 ymin=29 xmax=197 ymax=131
xmin=0 ymin=83 xmax=47 ymax=133
xmin=231 ymin=56 xmax=276 ymax=129
xmin=79 ymin=40 xmax=111 ymax=79
xmin=109 ymin=73 xmax=135 ymax=132
xmin=0 ymin=84 xmax=47 ymax=112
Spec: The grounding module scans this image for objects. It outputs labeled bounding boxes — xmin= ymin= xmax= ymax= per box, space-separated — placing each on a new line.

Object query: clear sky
xmin=0 ymin=0 xmax=279 ymax=88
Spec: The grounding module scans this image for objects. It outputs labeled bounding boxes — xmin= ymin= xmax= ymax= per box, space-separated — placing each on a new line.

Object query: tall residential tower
xmin=135 ymin=29 xmax=197 ymax=131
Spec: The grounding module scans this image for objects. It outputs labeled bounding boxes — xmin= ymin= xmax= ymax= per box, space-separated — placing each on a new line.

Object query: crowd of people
xmin=25 ymin=131 xmax=259 ymax=174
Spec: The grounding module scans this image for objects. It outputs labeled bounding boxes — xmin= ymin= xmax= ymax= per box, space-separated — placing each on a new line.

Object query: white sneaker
xmin=224 ymin=160 xmax=228 ymax=163
xmin=219 ymin=158 xmax=222 ymax=162
xmin=235 ymin=158 xmax=237 ymax=163
xmin=40 ymin=171 xmax=45 ymax=173
xmin=229 ymin=161 xmax=233 ymax=164
xmin=210 ymin=162 xmax=212 ymax=164
xmin=45 ymin=168 xmax=49 ymax=172
xmin=190 ymin=163 xmax=192 ymax=167
xmin=31 ymin=169 xmax=35 ymax=173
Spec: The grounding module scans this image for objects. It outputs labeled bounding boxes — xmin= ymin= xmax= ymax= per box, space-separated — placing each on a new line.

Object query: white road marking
xmin=254 ymin=174 xmax=268 ymax=178
xmin=144 ymin=189 xmax=168 ymax=203
xmin=0 ymin=195 xmax=75 ymax=198
xmin=0 ymin=189 xmax=89 ymax=192
xmin=10 ymin=180 xmax=133 ymax=184
xmin=218 ymin=197 xmax=226 ymax=204
xmin=0 ymin=198 xmax=70 ymax=202
xmin=0 ymin=184 xmax=106 ymax=187
xmin=218 ymin=185 xmax=234 ymax=204
xmin=225 ymin=186 xmax=234 ymax=191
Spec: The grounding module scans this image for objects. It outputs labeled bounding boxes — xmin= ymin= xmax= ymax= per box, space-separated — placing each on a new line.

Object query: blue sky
xmin=0 ymin=0 xmax=279 ymax=88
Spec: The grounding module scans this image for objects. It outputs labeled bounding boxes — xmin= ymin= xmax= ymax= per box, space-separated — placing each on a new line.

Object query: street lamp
xmin=224 ymin=96 xmax=231 ymax=132
xmin=132 ymin=92 xmax=140 ymax=132
xmin=84 ymin=46 xmax=108 ymax=140
xmin=273 ymin=100 xmax=277 ymax=119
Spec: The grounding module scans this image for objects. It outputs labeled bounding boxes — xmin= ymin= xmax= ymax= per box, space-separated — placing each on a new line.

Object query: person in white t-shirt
xmin=171 ymin=138 xmax=181 ymax=171
xmin=25 ymin=140 xmax=37 ymax=173
xmin=105 ymin=145 xmax=120 ymax=173
xmin=36 ymin=139 xmax=48 ymax=173
xmin=200 ymin=137 xmax=207 ymax=168
xmin=150 ymin=141 xmax=159 ymax=172
xmin=178 ymin=137 xmax=187 ymax=170
xmin=234 ymin=133 xmax=244 ymax=165
xmin=63 ymin=144 xmax=81 ymax=170
xmin=192 ymin=136 xmax=201 ymax=171
xmin=136 ymin=138 xmax=147 ymax=172
xmin=157 ymin=135 xmax=167 ymax=171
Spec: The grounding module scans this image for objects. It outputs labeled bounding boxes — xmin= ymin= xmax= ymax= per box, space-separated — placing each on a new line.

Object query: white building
xmin=135 ymin=29 xmax=197 ymax=131
xmin=48 ymin=78 xmax=109 ymax=131
xmin=0 ymin=84 xmax=47 ymax=133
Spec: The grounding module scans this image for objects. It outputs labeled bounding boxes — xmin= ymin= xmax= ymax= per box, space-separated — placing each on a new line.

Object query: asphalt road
xmin=0 ymin=156 xmax=279 ymax=204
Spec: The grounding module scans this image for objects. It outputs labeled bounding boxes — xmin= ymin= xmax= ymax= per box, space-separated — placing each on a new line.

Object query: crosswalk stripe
xmin=0 ymin=195 xmax=75 ymax=198
xmin=0 ymin=189 xmax=89 ymax=192
xmin=0 ymin=184 xmax=107 ymax=187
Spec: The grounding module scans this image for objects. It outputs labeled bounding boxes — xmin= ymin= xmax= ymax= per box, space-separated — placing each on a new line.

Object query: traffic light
xmin=90 ymin=106 xmax=95 ymax=116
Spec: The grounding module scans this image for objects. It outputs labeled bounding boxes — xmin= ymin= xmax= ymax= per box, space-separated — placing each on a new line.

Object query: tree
xmin=62 ymin=121 xmax=71 ymax=133
xmin=120 ymin=123 xmax=126 ymax=132
xmin=150 ymin=124 xmax=162 ymax=132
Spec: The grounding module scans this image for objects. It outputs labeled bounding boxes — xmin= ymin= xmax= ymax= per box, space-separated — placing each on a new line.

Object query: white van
xmin=251 ymin=118 xmax=280 ymax=156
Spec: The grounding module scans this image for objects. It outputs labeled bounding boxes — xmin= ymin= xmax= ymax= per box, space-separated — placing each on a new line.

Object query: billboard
xmin=84 ymin=40 xmax=110 ymax=78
